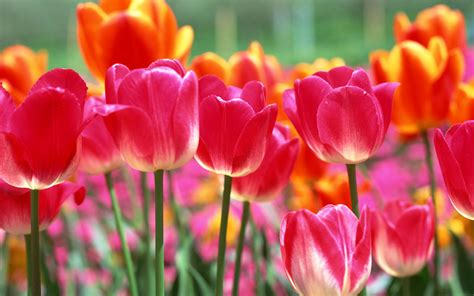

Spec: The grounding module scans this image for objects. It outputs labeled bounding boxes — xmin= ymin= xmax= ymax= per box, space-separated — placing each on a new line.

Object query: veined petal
xmin=105 ymin=63 xmax=130 ymax=104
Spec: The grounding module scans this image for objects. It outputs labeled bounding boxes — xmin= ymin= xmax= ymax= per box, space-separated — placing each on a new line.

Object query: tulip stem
xmin=249 ymin=215 xmax=263 ymax=295
xmin=25 ymin=235 xmax=32 ymax=296
xmin=104 ymin=173 xmax=139 ymax=296
xmin=402 ymin=277 xmax=410 ymax=296
xmin=154 ymin=170 xmax=165 ymax=296
xmin=29 ymin=189 xmax=40 ymax=296
xmin=215 ymin=175 xmax=233 ymax=296
xmin=346 ymin=164 xmax=360 ymax=217
xmin=232 ymin=201 xmax=250 ymax=296
xmin=421 ymin=131 xmax=439 ymax=295
xmin=140 ymin=172 xmax=153 ymax=296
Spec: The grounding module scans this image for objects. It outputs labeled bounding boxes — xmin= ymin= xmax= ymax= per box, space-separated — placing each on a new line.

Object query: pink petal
xmin=198 ymin=75 xmax=228 ymax=102
xmin=434 ymin=128 xmax=474 ymax=219
xmin=196 ymin=96 xmax=255 ymax=175
xmin=170 ymin=71 xmax=199 ymax=169
xmin=317 ymin=86 xmax=383 ymax=163
xmin=117 ymin=68 xmax=182 ymax=169
xmin=347 ymin=68 xmax=374 ymax=95
xmin=295 ymin=76 xmax=332 ymax=147
xmin=373 ymin=82 xmax=398 ymax=133
xmin=0 ymin=132 xmax=33 ymax=188
xmin=231 ymin=104 xmax=277 ymax=177
xmin=315 ymin=66 xmax=353 ymax=88
xmin=240 ymin=81 xmax=265 ymax=112
xmin=9 ymin=88 xmax=82 ymax=189
xmin=95 ymin=104 xmax=156 ymax=172
xmin=29 ymin=68 xmax=87 ymax=109
xmin=105 ymin=64 xmax=130 ymax=104
xmin=148 ymin=59 xmax=186 ymax=77
xmin=350 ymin=208 xmax=372 ymax=293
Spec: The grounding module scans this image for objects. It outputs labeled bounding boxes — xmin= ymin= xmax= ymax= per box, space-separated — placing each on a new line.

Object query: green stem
xmin=402 ymin=277 xmax=410 ymax=296
xmin=140 ymin=172 xmax=153 ymax=296
xmin=154 ymin=170 xmax=165 ymax=296
xmin=29 ymin=189 xmax=40 ymax=296
xmin=25 ymin=235 xmax=32 ymax=296
xmin=346 ymin=164 xmax=360 ymax=217
xmin=421 ymin=130 xmax=440 ymax=295
xmin=231 ymin=201 xmax=250 ymax=296
xmin=104 ymin=173 xmax=139 ymax=296
xmin=249 ymin=216 xmax=263 ymax=295
xmin=215 ymin=175 xmax=233 ymax=296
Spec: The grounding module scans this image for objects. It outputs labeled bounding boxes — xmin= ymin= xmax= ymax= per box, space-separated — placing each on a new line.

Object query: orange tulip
xmin=0 ymin=45 xmax=47 ymax=105
xmin=371 ymin=37 xmax=464 ymax=134
xmin=394 ymin=5 xmax=466 ymax=51
xmin=190 ymin=41 xmax=283 ymax=89
xmin=449 ymin=80 xmax=474 ymax=124
xmin=76 ymin=0 xmax=193 ymax=82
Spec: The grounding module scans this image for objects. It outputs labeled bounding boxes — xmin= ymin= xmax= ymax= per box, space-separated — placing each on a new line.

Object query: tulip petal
xmin=0 ymin=132 xmax=33 ymax=188
xmin=191 ymin=52 xmax=229 ymax=82
xmin=317 ymin=86 xmax=382 ymax=163
xmin=29 ymin=69 xmax=87 ymax=108
xmin=76 ymin=3 xmax=108 ymax=81
xmin=8 ymin=88 xmax=82 ymax=189
xmin=198 ymin=75 xmax=229 ymax=102
xmin=232 ymin=104 xmax=277 ymax=176
xmin=229 ymin=53 xmax=262 ymax=88
xmin=434 ymin=129 xmax=473 ymax=219
xmin=173 ymin=26 xmax=194 ymax=64
xmin=350 ymin=208 xmax=372 ymax=293
xmin=98 ymin=12 xmax=160 ymax=72
xmin=196 ymin=96 xmax=255 ymax=175
xmin=148 ymin=59 xmax=186 ymax=77
xmin=294 ymin=76 xmax=332 ymax=147
xmin=315 ymin=66 xmax=353 ymax=88
xmin=95 ymin=104 xmax=157 ymax=172
xmin=240 ymin=81 xmax=266 ymax=112
xmin=0 ymin=86 xmax=15 ymax=130
xmin=445 ymin=124 xmax=474 ymax=194
xmin=347 ymin=68 xmax=374 ymax=96
xmin=105 ymin=63 xmax=130 ymax=104
xmin=170 ymin=71 xmax=199 ymax=169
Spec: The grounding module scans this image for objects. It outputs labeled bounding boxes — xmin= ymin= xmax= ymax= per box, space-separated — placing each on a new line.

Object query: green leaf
xmin=451 ymin=231 xmax=474 ymax=293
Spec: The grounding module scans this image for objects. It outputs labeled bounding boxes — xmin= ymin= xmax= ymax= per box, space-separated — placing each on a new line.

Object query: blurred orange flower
xmin=371 ymin=37 xmax=464 ymax=135
xmin=190 ymin=41 xmax=283 ymax=89
xmin=449 ymin=80 xmax=474 ymax=124
xmin=394 ymin=5 xmax=466 ymax=51
xmin=77 ymin=0 xmax=193 ymax=82
xmin=288 ymin=57 xmax=345 ymax=82
xmin=0 ymin=45 xmax=47 ymax=105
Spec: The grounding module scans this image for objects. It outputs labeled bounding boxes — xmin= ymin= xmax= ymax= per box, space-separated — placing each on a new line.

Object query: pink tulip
xmin=434 ymin=121 xmax=474 ymax=219
xmin=283 ymin=66 xmax=398 ymax=164
xmin=0 ymin=68 xmax=87 ymax=189
xmin=232 ymin=123 xmax=299 ymax=202
xmin=369 ymin=200 xmax=434 ymax=277
xmin=95 ymin=59 xmax=198 ymax=172
xmin=195 ymin=75 xmax=277 ymax=177
xmin=0 ymin=180 xmax=85 ymax=234
xmin=280 ymin=205 xmax=371 ymax=296
xmin=80 ymin=97 xmax=122 ymax=174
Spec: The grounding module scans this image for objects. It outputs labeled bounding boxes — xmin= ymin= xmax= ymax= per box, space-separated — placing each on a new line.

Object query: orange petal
xmin=99 ymin=0 xmax=131 ymax=13
xmin=173 ymin=25 xmax=194 ymax=65
xmin=190 ymin=52 xmax=229 ymax=82
xmin=393 ymin=12 xmax=411 ymax=43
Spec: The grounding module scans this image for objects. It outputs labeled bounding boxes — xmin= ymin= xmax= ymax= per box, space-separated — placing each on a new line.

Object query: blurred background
xmin=0 ymin=0 xmax=473 ymax=80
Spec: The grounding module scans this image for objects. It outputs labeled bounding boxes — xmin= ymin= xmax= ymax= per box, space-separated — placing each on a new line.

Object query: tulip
xmin=196 ymin=75 xmax=277 ymax=296
xmin=77 ymin=0 xmax=193 ymax=82
xmin=96 ymin=60 xmax=198 ymax=172
xmin=284 ymin=65 xmax=398 ymax=164
xmin=0 ymin=45 xmax=47 ymax=105
xmin=0 ymin=181 xmax=85 ymax=235
xmin=0 ymin=68 xmax=87 ymax=190
xmin=369 ymin=200 xmax=434 ymax=277
xmin=196 ymin=75 xmax=278 ymax=177
xmin=232 ymin=123 xmax=299 ymax=202
xmin=394 ymin=5 xmax=466 ymax=51
xmin=449 ymin=80 xmax=474 ymax=124
xmin=289 ymin=57 xmax=345 ymax=82
xmin=434 ymin=121 xmax=474 ymax=220
xmin=191 ymin=41 xmax=283 ymax=90
xmin=96 ymin=59 xmax=198 ymax=296
xmin=280 ymin=205 xmax=371 ymax=296
xmin=230 ymin=123 xmax=298 ymax=295
xmin=370 ymin=37 xmax=464 ymax=135
xmin=80 ymin=97 xmax=122 ymax=175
